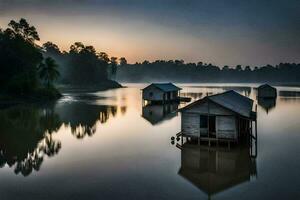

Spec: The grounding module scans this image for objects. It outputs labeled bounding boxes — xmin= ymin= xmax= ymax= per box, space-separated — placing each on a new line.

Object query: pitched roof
xmin=181 ymin=90 xmax=254 ymax=118
xmin=143 ymin=83 xmax=181 ymax=92
xmin=258 ymin=84 xmax=275 ymax=89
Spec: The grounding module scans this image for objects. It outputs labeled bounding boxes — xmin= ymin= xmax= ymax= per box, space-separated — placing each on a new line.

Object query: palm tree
xmin=38 ymin=57 xmax=60 ymax=88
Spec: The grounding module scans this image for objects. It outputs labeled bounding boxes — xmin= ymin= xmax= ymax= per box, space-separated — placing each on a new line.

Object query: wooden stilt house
xmin=179 ymin=90 xmax=257 ymax=144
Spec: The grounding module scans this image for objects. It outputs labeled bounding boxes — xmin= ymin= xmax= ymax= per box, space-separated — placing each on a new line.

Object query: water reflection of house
xmin=257 ymin=97 xmax=276 ymax=114
xmin=142 ymin=83 xmax=181 ymax=103
xmin=142 ymin=103 xmax=179 ymax=125
xmin=179 ymin=90 xmax=257 ymax=144
xmin=257 ymin=84 xmax=277 ymax=98
xmin=178 ymin=143 xmax=257 ymax=198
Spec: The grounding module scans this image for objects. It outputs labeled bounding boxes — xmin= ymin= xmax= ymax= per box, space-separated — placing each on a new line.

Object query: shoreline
xmin=0 ymin=81 xmax=123 ymax=107
xmin=58 ymin=81 xmax=123 ymax=93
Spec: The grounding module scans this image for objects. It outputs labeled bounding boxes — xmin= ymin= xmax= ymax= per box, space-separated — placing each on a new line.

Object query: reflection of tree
xmin=42 ymin=134 xmax=61 ymax=157
xmin=14 ymin=148 xmax=44 ymax=176
xmin=56 ymin=103 xmax=120 ymax=139
xmin=0 ymin=102 xmax=127 ymax=176
xmin=70 ymin=124 xmax=97 ymax=139
xmin=0 ymin=105 xmax=62 ymax=176
xmin=12 ymin=134 xmax=61 ymax=176
xmin=121 ymin=106 xmax=127 ymax=115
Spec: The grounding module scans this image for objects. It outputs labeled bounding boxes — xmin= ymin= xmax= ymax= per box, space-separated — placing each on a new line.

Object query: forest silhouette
xmin=0 ymin=18 xmax=121 ymax=100
xmin=116 ymin=61 xmax=300 ymax=83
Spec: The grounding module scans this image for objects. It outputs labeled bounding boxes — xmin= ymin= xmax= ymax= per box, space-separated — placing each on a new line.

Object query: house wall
xmin=181 ymin=113 xmax=200 ymax=137
xmin=216 ymin=116 xmax=237 ymax=139
xmin=171 ymin=91 xmax=178 ymax=100
xmin=142 ymin=85 xmax=164 ymax=101
xmin=181 ymin=101 xmax=238 ymax=140
xmin=258 ymin=87 xmax=277 ymax=98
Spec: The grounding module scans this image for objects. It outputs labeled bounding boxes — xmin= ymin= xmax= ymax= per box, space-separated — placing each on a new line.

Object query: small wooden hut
xmin=179 ymin=90 xmax=257 ymax=144
xmin=142 ymin=83 xmax=181 ymax=103
xmin=257 ymin=84 xmax=277 ymax=98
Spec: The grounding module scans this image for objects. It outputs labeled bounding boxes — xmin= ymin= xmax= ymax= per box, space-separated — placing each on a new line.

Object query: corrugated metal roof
xmin=181 ymin=90 xmax=254 ymax=118
xmin=208 ymin=90 xmax=253 ymax=118
xmin=143 ymin=83 xmax=181 ymax=92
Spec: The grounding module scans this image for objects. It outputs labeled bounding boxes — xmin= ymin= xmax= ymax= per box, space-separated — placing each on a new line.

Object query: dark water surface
xmin=0 ymin=84 xmax=300 ymax=200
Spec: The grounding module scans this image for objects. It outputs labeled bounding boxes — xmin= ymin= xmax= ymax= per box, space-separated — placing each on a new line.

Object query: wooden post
xmin=181 ymin=134 xmax=183 ymax=146
xmin=255 ymin=119 xmax=258 ymax=141
xmin=198 ymin=114 xmax=201 ymax=145
xmin=250 ymin=120 xmax=252 ymax=148
xmin=207 ymin=100 xmax=210 ymax=139
xmin=238 ymin=118 xmax=240 ymax=142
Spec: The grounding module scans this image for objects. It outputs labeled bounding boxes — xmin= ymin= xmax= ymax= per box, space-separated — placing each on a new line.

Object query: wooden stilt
xmin=181 ymin=134 xmax=183 ymax=146
xmin=255 ymin=120 xmax=258 ymax=140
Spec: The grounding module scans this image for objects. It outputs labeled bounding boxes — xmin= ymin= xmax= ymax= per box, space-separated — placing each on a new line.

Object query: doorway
xmin=200 ymin=115 xmax=216 ymax=137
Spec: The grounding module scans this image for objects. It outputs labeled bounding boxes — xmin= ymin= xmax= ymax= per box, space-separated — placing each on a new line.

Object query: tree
xmin=142 ymin=60 xmax=150 ymax=65
xmin=65 ymin=42 xmax=109 ymax=84
xmin=98 ymin=52 xmax=110 ymax=63
xmin=7 ymin=18 xmax=40 ymax=43
xmin=38 ymin=57 xmax=60 ymax=88
xmin=235 ymin=65 xmax=242 ymax=71
xmin=119 ymin=57 xmax=127 ymax=66
xmin=110 ymin=57 xmax=118 ymax=65
xmin=244 ymin=66 xmax=251 ymax=72
xmin=43 ymin=42 xmax=61 ymax=55
xmin=175 ymin=59 xmax=184 ymax=65
xmin=197 ymin=62 xmax=203 ymax=67
xmin=109 ymin=57 xmax=118 ymax=80
xmin=222 ymin=65 xmax=229 ymax=70
xmin=0 ymin=19 xmax=43 ymax=93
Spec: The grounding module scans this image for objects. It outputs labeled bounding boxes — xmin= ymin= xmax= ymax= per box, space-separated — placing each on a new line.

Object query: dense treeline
xmin=116 ymin=60 xmax=300 ymax=84
xmin=0 ymin=18 xmax=61 ymax=98
xmin=0 ymin=18 xmax=121 ymax=100
xmin=2 ymin=18 xmax=299 ymax=93
xmin=42 ymin=41 xmax=121 ymax=87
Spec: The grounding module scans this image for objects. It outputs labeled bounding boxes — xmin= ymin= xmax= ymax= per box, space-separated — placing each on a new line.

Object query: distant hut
xmin=179 ymin=90 xmax=257 ymax=144
xmin=142 ymin=83 xmax=181 ymax=103
xmin=257 ymin=84 xmax=277 ymax=98
xmin=142 ymin=103 xmax=178 ymax=125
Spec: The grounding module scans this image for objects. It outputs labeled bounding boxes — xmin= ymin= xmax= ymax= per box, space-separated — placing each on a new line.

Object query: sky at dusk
xmin=0 ymin=0 xmax=299 ymax=66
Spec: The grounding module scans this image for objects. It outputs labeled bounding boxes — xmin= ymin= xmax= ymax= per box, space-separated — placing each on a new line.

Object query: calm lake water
xmin=1 ymin=84 xmax=300 ymax=200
